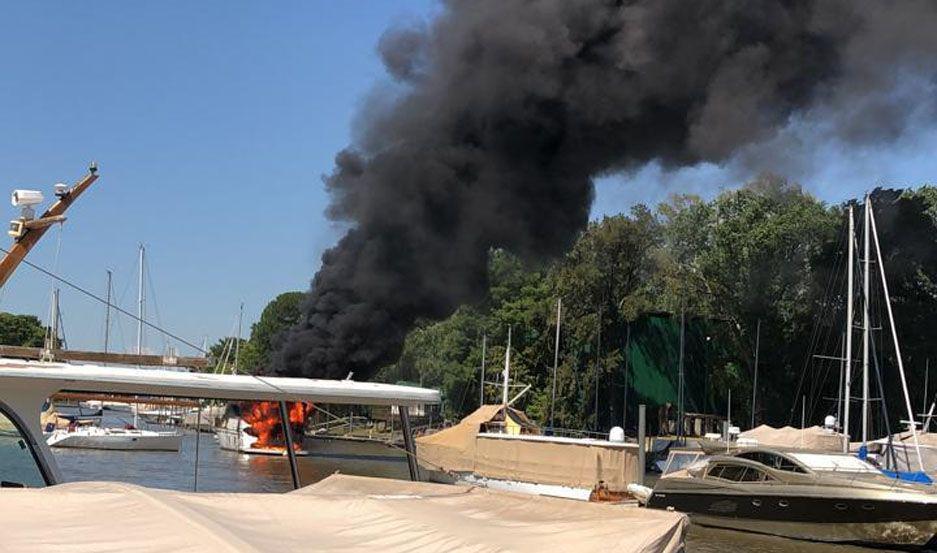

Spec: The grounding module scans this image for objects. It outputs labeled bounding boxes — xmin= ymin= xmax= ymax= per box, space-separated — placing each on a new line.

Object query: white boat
xmin=45 ymin=425 xmax=181 ymax=451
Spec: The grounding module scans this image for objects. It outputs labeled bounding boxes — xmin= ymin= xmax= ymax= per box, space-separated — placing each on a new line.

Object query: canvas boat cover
xmin=0 ymin=474 xmax=686 ymax=552
xmin=739 ymin=424 xmax=844 ymax=451
xmin=419 ymin=405 xmax=638 ymax=491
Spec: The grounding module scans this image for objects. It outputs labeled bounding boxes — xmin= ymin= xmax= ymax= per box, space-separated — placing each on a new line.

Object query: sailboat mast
xmin=550 ymin=298 xmax=561 ymax=428
xmin=103 ymin=270 xmax=112 ymax=354
xmin=843 ymin=204 xmax=855 ymax=452
xmin=479 ymin=334 xmax=487 ymax=407
xmin=862 ymin=198 xmax=871 ymax=447
xmin=751 ymin=319 xmax=761 ymax=428
xmin=136 ymin=244 xmax=145 ymax=356
xmin=869 ymin=199 xmax=925 ymax=471
xmin=502 ymin=326 xmax=512 ymax=407
xmin=233 ymin=302 xmax=244 ymax=374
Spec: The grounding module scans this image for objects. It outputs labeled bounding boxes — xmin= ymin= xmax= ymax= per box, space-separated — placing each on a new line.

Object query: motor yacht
xmin=647 ymin=447 xmax=937 ymax=548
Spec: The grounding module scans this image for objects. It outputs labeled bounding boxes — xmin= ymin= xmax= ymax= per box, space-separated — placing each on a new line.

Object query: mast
xmin=479 ymin=334 xmax=487 ymax=407
xmin=862 ymin=197 xmax=870 ymax=447
xmin=677 ymin=309 xmax=686 ymax=443
xmin=751 ymin=318 xmax=761 ymax=428
xmin=869 ymin=200 xmax=925 ymax=471
xmin=233 ymin=302 xmax=244 ymax=374
xmin=103 ymin=270 xmax=112 ymax=354
xmin=47 ymin=288 xmax=60 ymax=351
xmin=843 ymin=204 xmax=855 ymax=452
xmin=136 ymin=244 xmax=145 ymax=356
xmin=502 ymin=326 xmax=512 ymax=408
xmin=549 ymin=298 xmax=561 ymax=428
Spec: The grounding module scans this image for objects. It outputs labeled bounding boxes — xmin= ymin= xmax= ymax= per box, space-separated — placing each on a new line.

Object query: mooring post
xmin=637 ymin=404 xmax=646 ymax=485
xmin=278 ymin=401 xmax=301 ymax=490
xmin=399 ymin=405 xmax=420 ymax=481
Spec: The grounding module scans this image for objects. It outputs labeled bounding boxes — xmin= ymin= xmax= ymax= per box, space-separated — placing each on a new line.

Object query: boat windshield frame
xmin=0 ymin=399 xmax=54 ymax=487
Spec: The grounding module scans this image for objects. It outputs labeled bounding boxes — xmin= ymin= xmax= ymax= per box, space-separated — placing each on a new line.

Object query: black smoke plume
xmin=277 ymin=0 xmax=937 ymax=379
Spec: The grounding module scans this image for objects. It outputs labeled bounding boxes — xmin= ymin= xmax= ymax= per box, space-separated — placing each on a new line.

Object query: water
xmin=49 ymin=423 xmax=895 ymax=552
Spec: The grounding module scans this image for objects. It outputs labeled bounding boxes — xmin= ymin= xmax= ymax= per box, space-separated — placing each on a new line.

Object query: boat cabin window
xmin=736 ymin=451 xmax=806 ymax=473
xmin=0 ymin=409 xmax=46 ymax=488
xmin=707 ymin=463 xmax=775 ymax=483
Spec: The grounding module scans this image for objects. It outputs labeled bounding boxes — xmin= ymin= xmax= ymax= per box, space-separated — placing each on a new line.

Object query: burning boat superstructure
xmin=216 ymin=400 xmax=312 ymax=455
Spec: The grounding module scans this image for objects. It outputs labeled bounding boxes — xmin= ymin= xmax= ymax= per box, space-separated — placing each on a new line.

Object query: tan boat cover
xmin=418 ymin=405 xmax=637 ymax=490
xmin=0 ymin=474 xmax=686 ymax=552
xmin=739 ymin=424 xmax=844 ymax=451
xmin=474 ymin=435 xmax=637 ymax=490
xmin=417 ymin=404 xmax=507 ymax=472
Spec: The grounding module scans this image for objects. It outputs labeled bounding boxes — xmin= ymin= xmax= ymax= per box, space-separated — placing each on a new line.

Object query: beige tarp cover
xmin=0 ymin=475 xmax=686 ymax=552
xmin=740 ymin=424 xmax=844 ymax=451
xmin=417 ymin=404 xmax=513 ymax=472
xmin=474 ymin=435 xmax=637 ymax=490
xmin=418 ymin=405 xmax=637 ymax=490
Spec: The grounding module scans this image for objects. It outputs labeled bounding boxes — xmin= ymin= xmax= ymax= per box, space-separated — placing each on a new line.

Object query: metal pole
xmin=595 ymin=306 xmax=602 ymax=433
xmin=751 ymin=319 xmax=760 ymax=428
xmin=862 ymin=198 xmax=870 ymax=446
xmin=479 ymin=334 xmax=487 ymax=407
xmin=677 ymin=310 xmax=686 ymax=443
xmin=502 ymin=326 xmax=511 ymax=407
xmin=103 ymin=270 xmax=112 ymax=353
xmin=49 ymin=288 xmax=60 ymax=349
xmin=924 ymin=359 xmax=930 ymax=417
xmin=869 ymin=203 xmax=925 ymax=471
xmin=623 ymin=322 xmax=630 ymax=429
xmin=136 ymin=244 xmax=145 ymax=356
xmin=801 ymin=395 xmax=806 ymax=449
xmin=637 ymin=404 xmax=646 ymax=486
xmin=233 ymin=302 xmax=243 ymax=374
xmin=399 ymin=405 xmax=420 ymax=481
xmin=193 ymin=402 xmax=202 ymax=492
xmin=550 ymin=298 xmax=561 ymax=429
xmin=844 ymin=204 xmax=855 ymax=452
xmin=278 ymin=401 xmax=301 ymax=490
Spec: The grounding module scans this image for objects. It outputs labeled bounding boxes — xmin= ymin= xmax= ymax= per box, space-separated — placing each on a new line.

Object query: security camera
xmin=11 ymin=190 xmax=44 ymax=208
xmin=53 ymin=183 xmax=69 ymax=198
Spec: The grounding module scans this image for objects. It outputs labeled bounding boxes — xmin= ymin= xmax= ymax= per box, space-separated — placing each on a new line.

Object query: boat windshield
xmin=662 ymin=450 xmax=708 ymax=476
xmin=735 ymin=450 xmax=807 ymax=473
xmin=0 ymin=409 xmax=46 ymax=488
xmin=789 ymin=452 xmax=880 ymax=473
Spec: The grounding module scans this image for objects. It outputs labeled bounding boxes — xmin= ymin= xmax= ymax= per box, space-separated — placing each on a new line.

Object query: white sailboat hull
xmin=46 ymin=428 xmax=181 ymax=451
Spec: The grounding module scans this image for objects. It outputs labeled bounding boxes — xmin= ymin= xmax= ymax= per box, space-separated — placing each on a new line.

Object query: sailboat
xmin=45 ymin=245 xmax=182 ymax=452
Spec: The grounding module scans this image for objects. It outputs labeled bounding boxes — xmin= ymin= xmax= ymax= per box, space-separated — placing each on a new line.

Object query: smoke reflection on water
xmin=51 ymin=422 xmax=876 ymax=552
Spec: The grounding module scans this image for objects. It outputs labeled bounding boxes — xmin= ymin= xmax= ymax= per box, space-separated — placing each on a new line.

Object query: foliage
xmin=0 ymin=312 xmax=46 ymax=348
xmin=371 ymin=177 xmax=937 ymax=436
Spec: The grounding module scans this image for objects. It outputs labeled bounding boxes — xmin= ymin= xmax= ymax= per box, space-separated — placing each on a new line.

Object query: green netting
xmin=625 ymin=313 xmax=736 ymax=415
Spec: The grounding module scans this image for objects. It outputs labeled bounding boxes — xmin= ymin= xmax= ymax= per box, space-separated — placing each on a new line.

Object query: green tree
xmin=0 ymin=312 xmax=46 ymax=347
xmin=246 ymin=291 xmax=305 ymax=372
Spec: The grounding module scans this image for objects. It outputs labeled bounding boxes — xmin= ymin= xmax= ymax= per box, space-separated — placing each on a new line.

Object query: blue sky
xmin=2 ymin=2 xmax=936 ymax=355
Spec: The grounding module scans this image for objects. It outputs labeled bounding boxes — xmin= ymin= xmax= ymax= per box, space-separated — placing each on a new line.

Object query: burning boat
xmin=216 ymin=401 xmax=312 ymax=455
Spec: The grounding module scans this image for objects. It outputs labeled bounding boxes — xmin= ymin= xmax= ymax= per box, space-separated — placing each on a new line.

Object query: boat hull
xmin=648 ymin=491 xmax=937 ymax=547
xmin=47 ymin=430 xmax=181 ymax=452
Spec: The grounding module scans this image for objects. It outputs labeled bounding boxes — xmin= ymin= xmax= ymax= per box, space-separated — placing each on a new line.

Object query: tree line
xmin=5 ymin=174 xmax=937 ymax=438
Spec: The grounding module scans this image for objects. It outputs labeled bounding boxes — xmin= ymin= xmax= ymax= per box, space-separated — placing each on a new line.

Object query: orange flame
xmin=241 ymin=401 xmax=313 ymax=451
